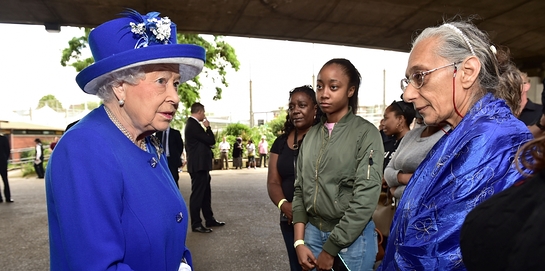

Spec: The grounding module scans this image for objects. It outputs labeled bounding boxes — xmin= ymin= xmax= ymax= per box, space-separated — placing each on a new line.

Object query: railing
xmin=8 ymin=146 xmax=51 ymax=165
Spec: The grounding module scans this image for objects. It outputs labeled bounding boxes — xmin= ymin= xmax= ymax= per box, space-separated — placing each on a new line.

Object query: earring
xmin=118 ymin=99 xmax=125 ymax=106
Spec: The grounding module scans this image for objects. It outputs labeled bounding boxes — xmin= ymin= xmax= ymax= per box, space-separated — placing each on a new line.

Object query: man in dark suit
xmin=0 ymin=134 xmax=13 ymax=202
xmin=156 ymin=126 xmax=185 ymax=188
xmin=185 ymin=103 xmax=225 ymax=233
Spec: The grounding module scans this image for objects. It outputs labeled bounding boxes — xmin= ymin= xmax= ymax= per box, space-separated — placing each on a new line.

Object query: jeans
xmin=304 ymin=221 xmax=377 ymax=271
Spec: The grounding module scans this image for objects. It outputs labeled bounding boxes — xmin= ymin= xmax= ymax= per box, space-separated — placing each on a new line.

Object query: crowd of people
xmin=2 ymin=8 xmax=543 ymax=271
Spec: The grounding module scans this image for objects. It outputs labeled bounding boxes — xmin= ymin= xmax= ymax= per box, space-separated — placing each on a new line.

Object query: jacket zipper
xmin=367 ymin=150 xmax=374 ymax=179
xmin=313 ymin=126 xmax=329 ymax=229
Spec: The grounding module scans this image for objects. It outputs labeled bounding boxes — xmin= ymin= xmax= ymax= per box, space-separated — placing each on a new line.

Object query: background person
xmin=45 ymin=10 xmax=205 ymax=270
xmin=516 ymin=71 xmax=542 ymax=126
xmin=258 ymin=136 xmax=269 ymax=168
xmin=218 ymin=136 xmax=230 ymax=170
xmin=232 ymin=137 xmax=243 ymax=169
xmin=381 ymin=100 xmax=415 ymax=171
xmin=246 ymin=139 xmax=256 ymax=169
xmin=379 ymin=20 xmax=532 ymax=270
xmin=0 ymin=134 xmax=13 ymax=203
xmin=156 ymin=126 xmax=185 ymax=188
xmin=34 ymin=138 xmax=44 ymax=179
xmin=267 ymin=85 xmax=321 ymax=271
xmin=185 ymin=102 xmax=225 ymax=233
xmin=49 ymin=137 xmax=59 ymax=151
xmin=293 ymin=59 xmax=383 ymax=271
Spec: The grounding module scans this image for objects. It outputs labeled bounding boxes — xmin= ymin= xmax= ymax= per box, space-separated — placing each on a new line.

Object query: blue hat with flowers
xmin=76 ymin=9 xmax=206 ymax=94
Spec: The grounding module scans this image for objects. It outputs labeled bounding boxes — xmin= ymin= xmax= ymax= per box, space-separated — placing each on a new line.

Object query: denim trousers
xmin=304 ymin=220 xmax=377 ymax=271
xmin=280 ymin=221 xmax=303 ymax=271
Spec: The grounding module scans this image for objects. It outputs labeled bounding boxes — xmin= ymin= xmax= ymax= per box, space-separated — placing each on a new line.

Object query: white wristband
xmin=294 ymin=239 xmax=305 ymax=249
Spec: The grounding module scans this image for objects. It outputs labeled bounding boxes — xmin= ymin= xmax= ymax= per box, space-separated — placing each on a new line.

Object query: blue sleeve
xmin=46 ymin=129 xmax=134 ymax=271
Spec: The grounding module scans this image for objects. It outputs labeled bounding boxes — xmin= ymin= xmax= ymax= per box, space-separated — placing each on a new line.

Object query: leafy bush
xmin=269 ymin=111 xmax=288 ymax=136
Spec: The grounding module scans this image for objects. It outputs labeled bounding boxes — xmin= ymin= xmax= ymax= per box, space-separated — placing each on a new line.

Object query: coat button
xmin=176 ymin=212 xmax=183 ymax=223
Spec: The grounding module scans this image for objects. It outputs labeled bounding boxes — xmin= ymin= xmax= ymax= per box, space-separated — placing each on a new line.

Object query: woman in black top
xmin=232 ymin=137 xmax=243 ymax=169
xmin=267 ymin=85 xmax=322 ymax=271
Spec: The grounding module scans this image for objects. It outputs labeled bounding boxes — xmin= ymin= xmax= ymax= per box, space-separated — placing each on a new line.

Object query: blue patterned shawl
xmin=379 ymin=93 xmax=533 ymax=270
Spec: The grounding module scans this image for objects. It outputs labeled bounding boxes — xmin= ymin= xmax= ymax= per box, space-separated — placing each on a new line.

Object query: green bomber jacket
xmin=292 ymin=110 xmax=384 ymax=256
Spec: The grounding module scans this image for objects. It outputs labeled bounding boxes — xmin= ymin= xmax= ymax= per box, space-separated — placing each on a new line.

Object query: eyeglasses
xmin=400 ymin=62 xmax=461 ymax=92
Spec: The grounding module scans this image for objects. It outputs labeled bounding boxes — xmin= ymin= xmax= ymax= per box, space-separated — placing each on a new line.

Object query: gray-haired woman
xmin=379 ymin=19 xmax=532 ymax=270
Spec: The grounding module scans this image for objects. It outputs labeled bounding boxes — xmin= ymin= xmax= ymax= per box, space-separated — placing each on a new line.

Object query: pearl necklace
xmin=104 ymin=106 xmax=147 ymax=151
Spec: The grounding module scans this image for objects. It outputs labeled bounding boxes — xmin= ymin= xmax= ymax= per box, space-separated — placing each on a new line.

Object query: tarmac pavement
xmin=0 ymin=166 xmax=289 ymax=270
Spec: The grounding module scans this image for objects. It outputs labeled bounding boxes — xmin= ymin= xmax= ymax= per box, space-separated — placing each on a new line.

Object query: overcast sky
xmin=0 ymin=23 xmax=409 ymax=122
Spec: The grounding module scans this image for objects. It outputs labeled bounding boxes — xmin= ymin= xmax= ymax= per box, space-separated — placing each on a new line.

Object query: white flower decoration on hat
xmin=126 ymin=10 xmax=172 ymax=48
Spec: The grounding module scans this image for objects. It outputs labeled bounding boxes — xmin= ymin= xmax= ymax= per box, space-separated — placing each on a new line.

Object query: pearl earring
xmin=118 ymin=99 xmax=125 ymax=106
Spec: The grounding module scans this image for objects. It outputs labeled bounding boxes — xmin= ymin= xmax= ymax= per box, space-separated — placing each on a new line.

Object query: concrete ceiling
xmin=2 ymin=0 xmax=545 ymax=72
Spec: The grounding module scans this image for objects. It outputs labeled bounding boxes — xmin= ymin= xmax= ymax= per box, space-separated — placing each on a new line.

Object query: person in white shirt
xmin=219 ymin=137 xmax=230 ymax=170
xmin=34 ymin=138 xmax=44 ymax=179
xmin=247 ymin=140 xmax=256 ymax=169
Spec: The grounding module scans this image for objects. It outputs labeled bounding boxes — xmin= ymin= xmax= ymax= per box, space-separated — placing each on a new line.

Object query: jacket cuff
xmin=322 ymin=238 xmax=342 ymax=256
xmin=292 ymin=210 xmax=308 ymax=225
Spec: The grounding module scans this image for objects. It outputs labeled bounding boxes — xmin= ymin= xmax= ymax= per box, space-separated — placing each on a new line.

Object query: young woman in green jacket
xmin=292 ymin=58 xmax=384 ymax=271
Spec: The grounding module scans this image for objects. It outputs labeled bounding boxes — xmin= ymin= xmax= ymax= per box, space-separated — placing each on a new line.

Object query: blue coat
xmin=46 ymin=105 xmax=191 ymax=270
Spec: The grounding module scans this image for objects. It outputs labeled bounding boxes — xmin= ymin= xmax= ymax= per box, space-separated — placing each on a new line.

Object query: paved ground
xmin=0 ymin=167 xmax=289 ymax=270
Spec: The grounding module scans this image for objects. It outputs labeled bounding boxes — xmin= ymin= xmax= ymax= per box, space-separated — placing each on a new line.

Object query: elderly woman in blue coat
xmin=45 ymin=10 xmax=205 ymax=271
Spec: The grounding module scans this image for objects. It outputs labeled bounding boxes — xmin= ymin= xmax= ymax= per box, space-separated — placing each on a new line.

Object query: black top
xmin=271 ymin=135 xmax=296 ymax=202
xmin=382 ymin=135 xmax=401 ymax=172
xmin=460 ymin=169 xmax=545 ymax=270
xmin=232 ymin=142 xmax=243 ymax=158
xmin=0 ymin=135 xmax=9 ymax=162
xmin=518 ymin=99 xmax=543 ymax=126
xmin=156 ymin=128 xmax=184 ymax=167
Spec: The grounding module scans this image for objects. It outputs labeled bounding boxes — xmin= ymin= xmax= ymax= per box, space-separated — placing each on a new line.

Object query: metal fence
xmin=9 ymin=146 xmax=51 ymax=165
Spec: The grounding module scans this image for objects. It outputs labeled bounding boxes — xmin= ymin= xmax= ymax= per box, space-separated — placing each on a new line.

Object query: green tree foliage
xmin=268 ymin=110 xmax=288 ymax=136
xmin=60 ymin=28 xmax=93 ymax=72
xmin=37 ymin=95 xmax=64 ymax=112
xmin=224 ymin=123 xmax=251 ymax=138
xmin=60 ymin=29 xmax=240 ymax=115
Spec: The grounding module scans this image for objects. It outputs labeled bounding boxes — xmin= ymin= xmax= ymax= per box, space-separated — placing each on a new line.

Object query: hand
xmin=397 ymin=172 xmax=413 ymax=185
xmin=381 ymin=178 xmax=388 ymax=190
xmin=296 ymin=245 xmax=316 ymax=271
xmin=390 ymin=186 xmax=397 ymax=195
xmin=203 ymin=119 xmax=210 ymax=128
xmin=315 ymin=250 xmax=334 ymax=271
xmin=280 ymin=202 xmax=293 ymax=223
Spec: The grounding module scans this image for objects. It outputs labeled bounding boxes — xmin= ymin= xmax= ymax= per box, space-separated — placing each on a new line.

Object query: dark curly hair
xmin=386 ymin=100 xmax=416 ymax=128
xmin=281 ymin=85 xmax=323 ymax=138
